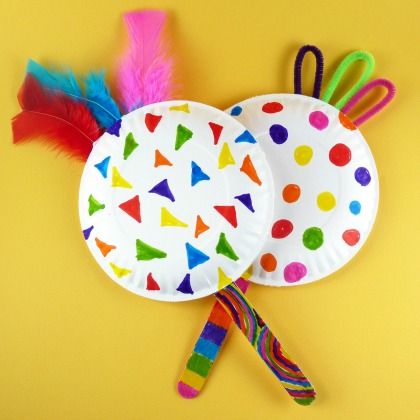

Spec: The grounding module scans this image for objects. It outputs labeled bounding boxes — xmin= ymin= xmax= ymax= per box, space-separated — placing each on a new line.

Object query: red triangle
xmin=154 ymin=149 xmax=173 ymax=167
xmin=119 ymin=195 xmax=141 ymax=222
xmin=209 ymin=122 xmax=223 ymax=145
xmin=214 ymin=205 xmax=238 ymax=228
xmin=145 ymin=113 xmax=162 ymax=133
xmin=146 ymin=272 xmax=160 ymax=290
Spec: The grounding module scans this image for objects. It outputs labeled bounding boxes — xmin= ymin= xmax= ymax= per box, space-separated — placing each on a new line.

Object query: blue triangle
xmin=191 ymin=161 xmax=210 ymax=186
xmin=234 ymin=193 xmax=255 ymax=212
xmin=94 ymin=156 xmax=111 ymax=178
xmin=185 ymin=242 xmax=210 ymax=269
xmin=82 ymin=225 xmax=94 ymax=240
xmin=176 ymin=273 xmax=194 ymax=294
xmin=235 ymin=130 xmax=256 ymax=144
xmin=148 ymin=179 xmax=175 ymax=202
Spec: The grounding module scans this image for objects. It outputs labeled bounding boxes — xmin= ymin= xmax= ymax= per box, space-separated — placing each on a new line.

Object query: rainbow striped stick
xmin=178 ymin=277 xmax=250 ymax=398
xmin=178 ymin=281 xmax=316 ymax=405
xmin=215 ymin=283 xmax=316 ymax=405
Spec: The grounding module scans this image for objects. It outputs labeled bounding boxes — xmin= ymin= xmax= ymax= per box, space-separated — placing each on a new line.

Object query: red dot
xmin=329 ymin=143 xmax=352 ymax=166
xmin=342 ymin=229 xmax=360 ymax=246
xmin=262 ymin=102 xmax=283 ymax=113
xmin=272 ymin=219 xmax=293 ymax=239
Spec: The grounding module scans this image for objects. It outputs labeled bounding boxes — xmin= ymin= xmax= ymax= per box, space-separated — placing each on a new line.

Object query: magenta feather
xmin=117 ymin=10 xmax=174 ymax=112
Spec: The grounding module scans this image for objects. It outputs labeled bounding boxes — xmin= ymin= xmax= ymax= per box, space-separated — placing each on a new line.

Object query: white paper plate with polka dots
xmin=79 ymin=101 xmax=274 ymax=301
xmin=228 ymin=94 xmax=378 ymax=286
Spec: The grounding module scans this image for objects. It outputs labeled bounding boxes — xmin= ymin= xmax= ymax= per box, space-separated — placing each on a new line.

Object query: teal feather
xmin=27 ymin=60 xmax=121 ymax=129
xmin=84 ymin=71 xmax=121 ymax=128
xmin=26 ymin=59 xmax=83 ymax=98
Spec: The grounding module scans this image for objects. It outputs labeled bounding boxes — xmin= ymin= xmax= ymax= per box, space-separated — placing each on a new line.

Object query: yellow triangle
xmin=111 ymin=167 xmax=132 ymax=188
xmin=218 ymin=267 xmax=232 ymax=289
xmin=169 ymin=103 xmax=190 ymax=113
xmin=218 ymin=142 xmax=236 ymax=169
xmin=161 ymin=207 xmax=188 ymax=227
xmin=241 ymin=264 xmax=253 ymax=280
xmin=109 ymin=262 xmax=132 ymax=278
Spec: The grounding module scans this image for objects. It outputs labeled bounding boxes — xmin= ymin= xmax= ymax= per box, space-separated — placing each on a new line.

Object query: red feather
xmin=12 ymin=74 xmax=104 ymax=161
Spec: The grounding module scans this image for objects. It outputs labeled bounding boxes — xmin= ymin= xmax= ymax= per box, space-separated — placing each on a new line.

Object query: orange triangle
xmin=95 ymin=237 xmax=116 ymax=257
xmin=195 ymin=215 xmax=210 ymax=238
xmin=240 ymin=154 xmax=262 ymax=186
xmin=154 ymin=149 xmax=173 ymax=167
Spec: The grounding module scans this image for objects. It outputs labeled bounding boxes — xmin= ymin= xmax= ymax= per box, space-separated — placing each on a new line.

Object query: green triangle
xmin=88 ymin=194 xmax=105 ymax=216
xmin=123 ymin=132 xmax=139 ymax=160
xmin=175 ymin=124 xmax=193 ymax=151
xmin=136 ymin=239 xmax=167 ymax=261
xmin=215 ymin=232 xmax=239 ymax=261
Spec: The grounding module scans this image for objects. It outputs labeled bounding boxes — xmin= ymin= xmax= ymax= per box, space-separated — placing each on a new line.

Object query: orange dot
xmin=260 ymin=253 xmax=277 ymax=272
xmin=282 ymin=184 xmax=301 ymax=203
xmin=339 ymin=111 xmax=357 ymax=130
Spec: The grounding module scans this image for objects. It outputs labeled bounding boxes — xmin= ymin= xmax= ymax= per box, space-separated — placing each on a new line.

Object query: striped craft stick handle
xmin=177 ymin=277 xmax=250 ymax=398
xmin=215 ymin=283 xmax=316 ymax=405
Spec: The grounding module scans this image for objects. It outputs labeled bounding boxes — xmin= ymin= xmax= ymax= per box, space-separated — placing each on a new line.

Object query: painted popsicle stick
xmin=178 ymin=277 xmax=250 ymax=398
xmin=215 ymin=282 xmax=316 ymax=405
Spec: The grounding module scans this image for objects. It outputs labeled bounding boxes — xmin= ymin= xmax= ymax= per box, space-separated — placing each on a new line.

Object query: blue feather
xmin=85 ymin=71 xmax=121 ymax=128
xmin=27 ymin=60 xmax=121 ymax=129
xmin=26 ymin=59 xmax=83 ymax=98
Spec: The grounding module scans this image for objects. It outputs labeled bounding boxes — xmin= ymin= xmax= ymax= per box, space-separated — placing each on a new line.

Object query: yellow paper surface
xmin=0 ymin=0 xmax=419 ymax=419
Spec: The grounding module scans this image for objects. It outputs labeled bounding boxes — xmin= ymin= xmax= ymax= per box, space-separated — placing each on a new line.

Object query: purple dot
xmin=269 ymin=124 xmax=288 ymax=144
xmin=309 ymin=111 xmax=329 ymax=130
xmin=284 ymin=262 xmax=307 ymax=283
xmin=355 ymin=167 xmax=371 ymax=186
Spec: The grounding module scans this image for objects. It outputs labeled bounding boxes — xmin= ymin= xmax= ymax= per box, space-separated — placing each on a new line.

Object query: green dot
xmin=302 ymin=227 xmax=324 ymax=250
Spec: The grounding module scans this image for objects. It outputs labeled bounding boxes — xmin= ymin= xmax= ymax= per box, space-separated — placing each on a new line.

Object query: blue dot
xmin=355 ymin=167 xmax=371 ymax=186
xmin=269 ymin=124 xmax=288 ymax=144
xmin=230 ymin=106 xmax=242 ymax=116
xmin=349 ymin=200 xmax=361 ymax=215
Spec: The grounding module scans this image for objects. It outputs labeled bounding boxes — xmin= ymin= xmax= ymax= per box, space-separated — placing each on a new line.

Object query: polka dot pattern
xmin=228 ymin=94 xmax=378 ymax=287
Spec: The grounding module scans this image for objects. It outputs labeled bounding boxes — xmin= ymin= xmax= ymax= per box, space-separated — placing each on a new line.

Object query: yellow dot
xmin=317 ymin=192 xmax=336 ymax=211
xmin=294 ymin=145 xmax=313 ymax=166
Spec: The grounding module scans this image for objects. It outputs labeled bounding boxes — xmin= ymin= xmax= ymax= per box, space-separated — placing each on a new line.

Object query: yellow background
xmin=1 ymin=0 xmax=419 ymax=418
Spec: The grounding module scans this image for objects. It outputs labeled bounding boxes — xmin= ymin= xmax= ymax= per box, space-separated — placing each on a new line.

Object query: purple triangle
xmin=107 ymin=119 xmax=122 ymax=137
xmin=176 ymin=273 xmax=194 ymax=294
xmin=234 ymin=193 xmax=255 ymax=213
xmin=82 ymin=225 xmax=94 ymax=240
xmin=148 ymin=179 xmax=175 ymax=202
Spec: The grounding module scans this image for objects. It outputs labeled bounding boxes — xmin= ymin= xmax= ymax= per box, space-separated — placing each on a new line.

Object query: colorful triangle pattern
xmin=112 ymin=167 xmax=132 ymax=188
xmin=154 ymin=149 xmax=173 ymax=167
xmin=217 ymin=267 xmax=232 ymax=289
xmin=95 ymin=237 xmax=116 ymax=257
xmin=123 ymin=132 xmax=139 ymax=160
xmin=146 ymin=273 xmax=160 ymax=291
xmin=170 ymin=103 xmax=190 ymax=113
xmin=161 ymin=207 xmax=188 ymax=227
xmin=208 ymin=122 xmax=223 ymax=145
xmin=175 ymin=124 xmax=193 ymax=150
xmin=214 ymin=205 xmax=238 ymax=228
xmin=235 ymin=130 xmax=256 ymax=144
xmin=177 ymin=273 xmax=194 ymax=294
xmin=145 ymin=113 xmax=162 ymax=133
xmin=94 ymin=156 xmax=111 ymax=178
xmin=136 ymin=239 xmax=167 ymax=261
xmin=88 ymin=194 xmax=105 ymax=215
xmin=194 ymin=215 xmax=209 ymax=238
xmin=109 ymin=262 xmax=132 ymax=278
xmin=240 ymin=155 xmax=262 ymax=185
xmin=218 ymin=142 xmax=235 ymax=169
xmin=234 ymin=193 xmax=255 ymax=212
xmin=215 ymin=232 xmax=239 ymax=261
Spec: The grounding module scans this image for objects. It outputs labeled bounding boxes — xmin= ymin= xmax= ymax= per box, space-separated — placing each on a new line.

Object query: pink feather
xmin=117 ymin=10 xmax=174 ymax=112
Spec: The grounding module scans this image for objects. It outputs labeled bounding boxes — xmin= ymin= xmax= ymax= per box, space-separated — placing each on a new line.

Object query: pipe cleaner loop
xmin=294 ymin=45 xmax=324 ymax=98
xmin=341 ymin=78 xmax=396 ymax=127
xmin=322 ymin=51 xmax=375 ymax=110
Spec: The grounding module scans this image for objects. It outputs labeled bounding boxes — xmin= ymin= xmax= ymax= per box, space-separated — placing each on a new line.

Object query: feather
xmin=84 ymin=71 xmax=122 ymax=128
xmin=12 ymin=74 xmax=103 ymax=161
xmin=28 ymin=59 xmax=121 ymax=129
xmin=117 ymin=10 xmax=174 ymax=112
xmin=27 ymin=58 xmax=83 ymax=98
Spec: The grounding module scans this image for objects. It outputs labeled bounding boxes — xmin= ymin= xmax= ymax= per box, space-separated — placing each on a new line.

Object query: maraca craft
xmin=179 ymin=45 xmax=395 ymax=398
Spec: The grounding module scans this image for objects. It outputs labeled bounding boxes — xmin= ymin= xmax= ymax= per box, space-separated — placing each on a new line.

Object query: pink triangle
xmin=209 ymin=122 xmax=223 ymax=145
xmin=119 ymin=195 xmax=141 ymax=222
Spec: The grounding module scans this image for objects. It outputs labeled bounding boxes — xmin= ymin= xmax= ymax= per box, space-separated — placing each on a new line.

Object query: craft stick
xmin=322 ymin=50 xmax=375 ymax=110
xmin=178 ymin=277 xmax=250 ymax=398
xmin=215 ymin=283 xmax=316 ymax=405
xmin=294 ymin=45 xmax=324 ymax=99
xmin=341 ymin=78 xmax=396 ymax=127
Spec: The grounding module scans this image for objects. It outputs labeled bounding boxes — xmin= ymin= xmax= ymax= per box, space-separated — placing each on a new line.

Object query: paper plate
xmin=228 ymin=94 xmax=379 ymax=286
xmin=79 ymin=101 xmax=274 ymax=302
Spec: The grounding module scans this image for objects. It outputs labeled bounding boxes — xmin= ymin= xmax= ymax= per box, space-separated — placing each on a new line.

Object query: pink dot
xmin=342 ymin=229 xmax=360 ymax=246
xmin=309 ymin=111 xmax=329 ymax=130
xmin=284 ymin=262 xmax=307 ymax=283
